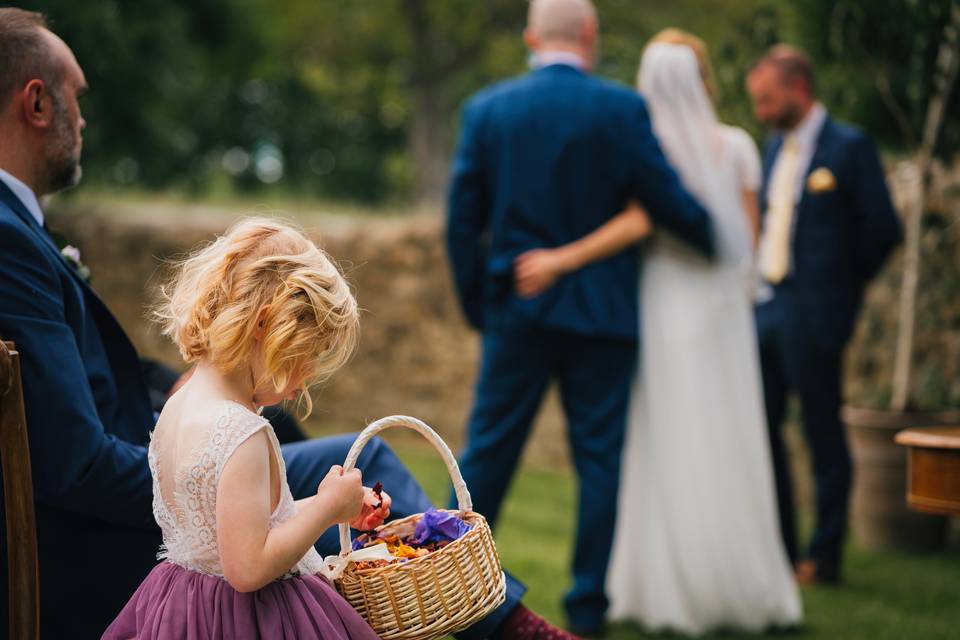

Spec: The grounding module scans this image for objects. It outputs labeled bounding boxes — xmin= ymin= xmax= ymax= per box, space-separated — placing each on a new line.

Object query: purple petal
xmin=411 ymin=509 xmax=472 ymax=545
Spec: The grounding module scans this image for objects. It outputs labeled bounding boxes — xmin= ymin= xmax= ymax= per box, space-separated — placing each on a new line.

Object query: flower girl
xmin=104 ymin=218 xmax=386 ymax=639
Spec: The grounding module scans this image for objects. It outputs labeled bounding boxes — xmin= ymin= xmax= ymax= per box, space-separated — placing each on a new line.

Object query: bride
xmin=513 ymin=30 xmax=802 ymax=635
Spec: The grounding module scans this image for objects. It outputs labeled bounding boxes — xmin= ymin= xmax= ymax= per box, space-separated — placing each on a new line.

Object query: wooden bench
xmin=0 ymin=341 xmax=40 ymax=639
xmin=895 ymin=427 xmax=960 ymax=516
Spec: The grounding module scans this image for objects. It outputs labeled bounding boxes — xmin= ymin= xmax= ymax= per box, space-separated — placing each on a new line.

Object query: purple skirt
xmin=102 ymin=562 xmax=380 ymax=639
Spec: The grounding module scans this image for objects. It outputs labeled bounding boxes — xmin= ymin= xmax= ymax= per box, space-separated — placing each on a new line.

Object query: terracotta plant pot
xmin=843 ymin=406 xmax=960 ymax=552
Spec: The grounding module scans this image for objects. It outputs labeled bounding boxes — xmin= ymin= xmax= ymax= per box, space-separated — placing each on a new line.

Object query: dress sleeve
xmin=214 ymin=403 xmax=272 ymax=480
xmin=726 ymin=126 xmax=762 ymax=192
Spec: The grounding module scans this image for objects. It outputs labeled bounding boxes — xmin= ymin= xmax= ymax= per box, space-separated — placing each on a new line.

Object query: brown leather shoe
xmin=795 ymin=558 xmax=841 ymax=585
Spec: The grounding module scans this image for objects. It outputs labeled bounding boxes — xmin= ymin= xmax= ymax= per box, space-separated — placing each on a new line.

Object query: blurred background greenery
xmin=10 ymin=0 xmax=959 ymax=205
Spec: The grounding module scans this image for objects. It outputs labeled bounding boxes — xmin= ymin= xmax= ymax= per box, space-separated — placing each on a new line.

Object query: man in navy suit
xmin=746 ymin=45 xmax=902 ymax=585
xmin=0 ymin=9 xmax=573 ymax=639
xmin=446 ymin=0 xmax=714 ymax=633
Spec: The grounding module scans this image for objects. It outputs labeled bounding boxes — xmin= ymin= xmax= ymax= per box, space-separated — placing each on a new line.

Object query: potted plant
xmin=797 ymin=1 xmax=960 ymax=551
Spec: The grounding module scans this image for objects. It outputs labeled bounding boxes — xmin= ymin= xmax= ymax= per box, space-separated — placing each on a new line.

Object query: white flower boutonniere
xmin=50 ymin=227 xmax=92 ymax=283
xmin=61 ymin=244 xmax=81 ymax=263
xmin=60 ymin=244 xmax=92 ymax=282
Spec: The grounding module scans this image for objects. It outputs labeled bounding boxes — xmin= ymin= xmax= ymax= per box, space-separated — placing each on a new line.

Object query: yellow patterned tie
xmin=759 ymin=135 xmax=800 ymax=284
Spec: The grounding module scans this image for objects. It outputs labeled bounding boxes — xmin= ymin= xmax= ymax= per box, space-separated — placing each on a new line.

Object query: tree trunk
xmin=408 ymin=81 xmax=451 ymax=208
xmin=891 ymin=4 xmax=960 ymax=411
xmin=891 ymin=159 xmax=925 ymax=411
xmin=401 ymin=0 xmax=452 ymax=208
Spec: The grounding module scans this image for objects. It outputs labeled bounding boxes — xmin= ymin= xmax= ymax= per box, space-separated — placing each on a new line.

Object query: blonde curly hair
xmin=156 ymin=217 xmax=359 ymax=417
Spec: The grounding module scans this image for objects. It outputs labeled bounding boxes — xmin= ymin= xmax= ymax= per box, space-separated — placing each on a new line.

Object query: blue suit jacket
xmin=446 ymin=64 xmax=714 ymax=340
xmin=758 ymin=118 xmax=903 ymax=349
xmin=0 ymin=181 xmax=156 ymax=531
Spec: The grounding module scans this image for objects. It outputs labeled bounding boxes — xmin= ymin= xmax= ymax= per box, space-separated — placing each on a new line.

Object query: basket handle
xmin=337 ymin=415 xmax=472 ymax=555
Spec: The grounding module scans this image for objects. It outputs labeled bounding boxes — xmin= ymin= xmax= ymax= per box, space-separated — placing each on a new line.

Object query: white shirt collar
xmin=786 ymin=102 xmax=827 ymax=149
xmin=0 ymin=168 xmax=44 ymax=227
xmin=532 ymin=50 xmax=588 ymax=71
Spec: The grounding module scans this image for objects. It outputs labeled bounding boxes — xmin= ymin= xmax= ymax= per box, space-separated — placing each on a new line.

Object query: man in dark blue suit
xmin=746 ymin=45 xmax=902 ymax=585
xmin=446 ymin=0 xmax=714 ymax=633
xmin=0 ymin=9 xmax=571 ymax=639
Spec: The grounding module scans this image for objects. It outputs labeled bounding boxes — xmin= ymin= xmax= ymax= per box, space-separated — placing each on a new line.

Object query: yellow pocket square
xmin=807 ymin=167 xmax=837 ymax=193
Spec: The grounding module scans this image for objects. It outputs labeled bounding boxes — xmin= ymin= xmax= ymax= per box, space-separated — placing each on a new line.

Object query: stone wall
xmin=46 ymin=199 xmax=573 ymax=467
xmin=45 ymin=164 xmax=960 ymax=474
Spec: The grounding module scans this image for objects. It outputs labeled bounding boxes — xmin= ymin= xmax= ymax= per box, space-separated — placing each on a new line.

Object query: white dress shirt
xmin=531 ymin=50 xmax=588 ymax=71
xmin=0 ymin=168 xmax=44 ymax=227
xmin=764 ymin=102 xmax=827 ymax=204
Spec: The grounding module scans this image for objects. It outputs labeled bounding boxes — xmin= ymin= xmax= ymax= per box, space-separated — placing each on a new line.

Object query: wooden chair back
xmin=0 ymin=341 xmax=40 ymax=639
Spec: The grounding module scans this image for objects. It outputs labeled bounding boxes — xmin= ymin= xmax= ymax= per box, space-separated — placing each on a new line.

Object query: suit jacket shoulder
xmin=0 ymin=202 xmax=59 ymax=266
xmin=463 ymin=73 xmax=528 ymax=110
xmin=467 ymin=66 xmax=644 ymax=116
xmin=0 ymin=188 xmax=156 ymax=529
xmin=824 ymin=118 xmax=868 ymax=145
xmin=0 ymin=201 xmax=66 ymax=315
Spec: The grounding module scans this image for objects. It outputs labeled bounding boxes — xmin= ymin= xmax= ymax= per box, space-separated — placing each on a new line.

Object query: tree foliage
xmin=790 ymin=0 xmax=960 ymax=157
xmin=14 ymin=1 xmax=943 ymax=204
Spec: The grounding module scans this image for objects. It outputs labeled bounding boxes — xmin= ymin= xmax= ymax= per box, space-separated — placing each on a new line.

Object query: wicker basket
xmin=333 ymin=415 xmax=506 ymax=640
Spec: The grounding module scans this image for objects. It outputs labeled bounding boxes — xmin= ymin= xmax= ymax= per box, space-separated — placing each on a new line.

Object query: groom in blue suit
xmin=447 ymin=0 xmax=714 ymax=633
xmin=0 ymin=9 xmax=576 ymax=639
xmin=747 ymin=46 xmax=902 ymax=584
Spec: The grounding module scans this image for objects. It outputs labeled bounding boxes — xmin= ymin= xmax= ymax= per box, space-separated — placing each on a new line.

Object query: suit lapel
xmin=796 ymin=118 xmax=833 ymax=213
xmin=0 ymin=180 xmax=62 ymax=257
xmin=0 ymin=181 xmax=116 ymax=309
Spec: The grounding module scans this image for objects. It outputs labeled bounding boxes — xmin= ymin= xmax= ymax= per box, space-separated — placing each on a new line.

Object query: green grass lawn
xmin=382 ymin=440 xmax=960 ymax=640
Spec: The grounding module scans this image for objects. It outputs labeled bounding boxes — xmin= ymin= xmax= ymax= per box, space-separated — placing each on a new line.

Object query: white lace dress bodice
xmin=148 ymin=400 xmax=324 ymax=578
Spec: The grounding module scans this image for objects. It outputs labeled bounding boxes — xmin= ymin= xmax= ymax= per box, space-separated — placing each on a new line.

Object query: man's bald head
xmin=525 ymin=0 xmax=598 ymax=69
xmin=527 ymin=0 xmax=596 ymax=45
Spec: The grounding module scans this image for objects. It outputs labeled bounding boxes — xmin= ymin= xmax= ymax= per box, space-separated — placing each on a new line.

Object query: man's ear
xmin=22 ymin=79 xmax=51 ymax=129
xmin=581 ymin=17 xmax=597 ymax=51
xmin=523 ymin=27 xmax=539 ymax=51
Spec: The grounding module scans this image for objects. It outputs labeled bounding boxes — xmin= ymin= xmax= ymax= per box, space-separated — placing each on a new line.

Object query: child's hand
xmin=350 ymin=486 xmax=393 ymax=531
xmin=316 ymin=465 xmax=365 ymax=524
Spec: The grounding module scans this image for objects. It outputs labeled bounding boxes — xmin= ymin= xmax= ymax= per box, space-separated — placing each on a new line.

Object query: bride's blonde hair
xmin=156 ymin=217 xmax=359 ymax=417
xmin=645 ymin=28 xmax=718 ymax=101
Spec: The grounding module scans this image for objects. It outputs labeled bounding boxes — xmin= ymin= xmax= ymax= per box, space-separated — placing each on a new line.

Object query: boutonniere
xmin=49 ymin=229 xmax=92 ymax=283
xmin=807 ymin=167 xmax=837 ymax=194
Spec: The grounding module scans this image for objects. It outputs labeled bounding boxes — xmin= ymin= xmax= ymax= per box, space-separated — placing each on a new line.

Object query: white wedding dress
xmin=605 ymin=44 xmax=802 ymax=634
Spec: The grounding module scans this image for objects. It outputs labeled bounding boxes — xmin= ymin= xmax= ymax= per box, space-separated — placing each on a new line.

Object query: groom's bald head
xmin=527 ymin=0 xmax=596 ymax=44
xmin=525 ymin=0 xmax=598 ymax=66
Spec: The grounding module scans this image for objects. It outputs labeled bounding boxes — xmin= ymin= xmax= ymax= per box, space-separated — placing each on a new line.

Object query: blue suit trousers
xmin=453 ymin=319 xmax=635 ymax=631
xmin=756 ymin=286 xmax=851 ymax=566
